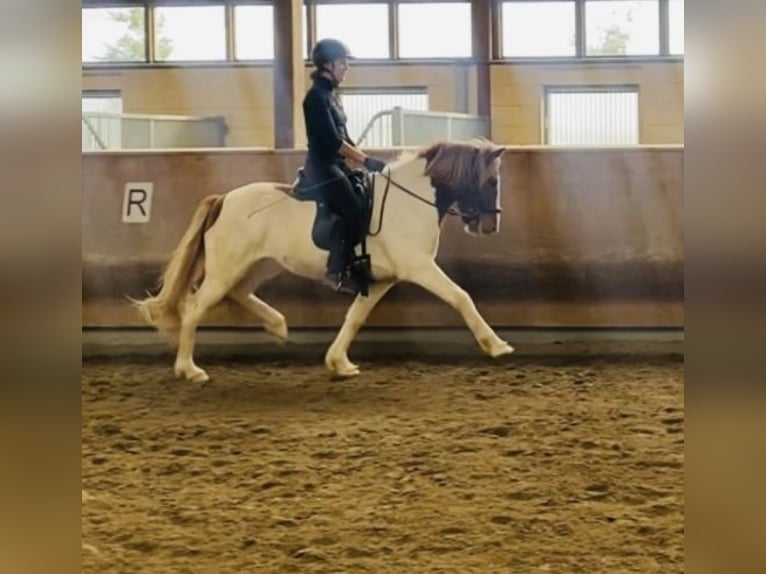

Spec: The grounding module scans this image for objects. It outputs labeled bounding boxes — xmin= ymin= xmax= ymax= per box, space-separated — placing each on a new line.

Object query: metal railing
xmin=82 ymin=112 xmax=228 ymax=150
xmin=82 ymin=108 xmax=488 ymax=151
xmin=356 ymin=107 xmax=490 ymax=148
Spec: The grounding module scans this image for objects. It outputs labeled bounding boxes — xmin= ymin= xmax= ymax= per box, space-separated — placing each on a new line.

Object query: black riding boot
xmin=325 ymin=237 xmax=360 ymax=295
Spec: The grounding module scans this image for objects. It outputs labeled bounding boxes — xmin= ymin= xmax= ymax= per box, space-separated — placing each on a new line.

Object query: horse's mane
xmin=391 ymin=138 xmax=501 ymax=187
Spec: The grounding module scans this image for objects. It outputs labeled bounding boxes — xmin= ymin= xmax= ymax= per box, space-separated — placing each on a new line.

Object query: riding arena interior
xmin=82 ymin=1 xmax=684 ymax=571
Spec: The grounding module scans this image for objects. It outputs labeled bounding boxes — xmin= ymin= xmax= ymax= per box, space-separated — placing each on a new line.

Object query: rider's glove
xmin=363 ymin=157 xmax=386 ymax=173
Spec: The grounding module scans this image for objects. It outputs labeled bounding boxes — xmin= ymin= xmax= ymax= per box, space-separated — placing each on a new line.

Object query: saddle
xmin=290 ymin=167 xmax=375 ymax=296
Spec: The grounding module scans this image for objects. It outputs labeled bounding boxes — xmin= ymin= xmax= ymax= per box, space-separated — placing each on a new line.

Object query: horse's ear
xmin=486 ymin=146 xmax=506 ymax=163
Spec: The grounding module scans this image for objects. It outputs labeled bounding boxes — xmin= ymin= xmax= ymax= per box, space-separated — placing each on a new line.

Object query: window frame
xmin=81 ymin=0 xmax=683 ymax=67
xmin=495 ymin=0 xmax=682 ymax=63
xmin=311 ymin=0 xmax=393 ymax=60
xmin=152 ymin=3 xmax=230 ymax=63
xmin=82 ymin=0 xmax=276 ymax=67
xmin=497 ymin=0 xmax=578 ymax=59
xmin=543 ymin=83 xmax=641 ymax=145
xmin=231 ymin=2 xmax=276 ymax=61
xmin=304 ymin=0 xmax=474 ymax=62
xmin=666 ymin=0 xmax=683 ymax=56
xmin=395 ymin=0 xmax=474 ymax=60
xmin=82 ymin=2 xmax=150 ymax=64
xmin=583 ymin=0 xmax=661 ymax=58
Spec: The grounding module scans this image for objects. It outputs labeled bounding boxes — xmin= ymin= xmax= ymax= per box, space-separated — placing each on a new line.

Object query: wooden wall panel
xmin=82 ymin=146 xmax=683 ymax=328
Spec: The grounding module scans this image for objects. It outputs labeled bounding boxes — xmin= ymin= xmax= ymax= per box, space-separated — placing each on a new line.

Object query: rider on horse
xmin=301 ymin=38 xmax=386 ymax=294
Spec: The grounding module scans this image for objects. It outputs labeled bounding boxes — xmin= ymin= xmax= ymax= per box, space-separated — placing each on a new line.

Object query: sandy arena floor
xmin=82 ymin=356 xmax=683 ymax=573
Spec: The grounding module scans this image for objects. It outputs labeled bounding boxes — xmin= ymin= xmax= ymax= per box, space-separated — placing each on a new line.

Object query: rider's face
xmin=329 ymin=58 xmax=349 ymax=84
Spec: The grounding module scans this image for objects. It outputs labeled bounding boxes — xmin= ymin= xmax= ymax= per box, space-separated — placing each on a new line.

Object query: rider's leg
xmin=324 ymin=164 xmax=364 ymax=291
xmin=325 ymin=164 xmax=364 ymax=245
xmin=305 ymin=162 xmax=348 ymax=279
xmin=327 ymin=229 xmax=347 ymax=276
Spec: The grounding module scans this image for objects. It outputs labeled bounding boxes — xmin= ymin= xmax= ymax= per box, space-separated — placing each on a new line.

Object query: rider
xmin=301 ymin=38 xmax=386 ymax=294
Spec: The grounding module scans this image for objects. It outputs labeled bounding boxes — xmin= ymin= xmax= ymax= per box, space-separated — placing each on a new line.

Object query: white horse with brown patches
xmin=132 ymin=139 xmax=514 ymax=382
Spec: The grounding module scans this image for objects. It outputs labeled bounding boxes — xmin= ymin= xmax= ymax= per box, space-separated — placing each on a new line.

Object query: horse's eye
xmin=486 ymin=177 xmax=498 ymax=187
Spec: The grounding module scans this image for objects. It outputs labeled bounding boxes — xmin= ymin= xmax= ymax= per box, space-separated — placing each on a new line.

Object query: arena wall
xmin=82 ymin=61 xmax=683 ymax=147
xmin=83 ymin=67 xmax=276 ymax=148
xmin=491 ymin=61 xmax=684 ymax=145
xmin=82 ymin=146 xmax=683 ymax=329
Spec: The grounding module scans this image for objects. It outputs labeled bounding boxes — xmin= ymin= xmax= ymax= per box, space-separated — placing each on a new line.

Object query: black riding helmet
xmin=311 ymin=38 xmax=353 ymax=69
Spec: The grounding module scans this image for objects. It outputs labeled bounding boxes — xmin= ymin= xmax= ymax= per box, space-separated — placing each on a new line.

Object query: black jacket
xmin=302 ymin=74 xmax=355 ymax=165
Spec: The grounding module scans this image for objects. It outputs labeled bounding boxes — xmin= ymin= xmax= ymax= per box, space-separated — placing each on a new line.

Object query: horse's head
xmin=418 ymin=139 xmax=506 ymax=235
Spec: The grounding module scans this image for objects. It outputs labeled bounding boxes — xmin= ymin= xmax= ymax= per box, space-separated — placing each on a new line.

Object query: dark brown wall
xmin=82 ymin=147 xmax=683 ymax=328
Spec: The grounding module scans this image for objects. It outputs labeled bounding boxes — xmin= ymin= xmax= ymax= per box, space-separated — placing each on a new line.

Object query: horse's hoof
xmin=265 ymin=318 xmax=288 ymax=344
xmin=490 ymin=342 xmax=515 ymax=358
xmin=327 ymin=358 xmax=360 ymax=378
xmin=332 ymin=366 xmax=360 ymax=379
xmin=176 ymin=364 xmax=210 ymax=383
xmin=189 ymin=369 xmax=210 ymax=383
xmin=479 ymin=336 xmax=514 ymax=357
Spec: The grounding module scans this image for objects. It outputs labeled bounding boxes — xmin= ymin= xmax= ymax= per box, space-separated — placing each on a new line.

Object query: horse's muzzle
xmin=480 ymin=212 xmax=500 ymax=234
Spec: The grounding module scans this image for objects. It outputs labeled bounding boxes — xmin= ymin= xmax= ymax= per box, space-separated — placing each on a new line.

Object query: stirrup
xmin=324 ymin=270 xmax=360 ymax=295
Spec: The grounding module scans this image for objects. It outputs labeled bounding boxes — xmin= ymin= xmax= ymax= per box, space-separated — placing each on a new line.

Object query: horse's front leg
xmin=405 ymin=261 xmax=514 ymax=358
xmin=326 ymin=281 xmax=395 ymax=377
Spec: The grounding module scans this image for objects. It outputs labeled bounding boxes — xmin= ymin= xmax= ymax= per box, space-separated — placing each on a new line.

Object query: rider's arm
xmin=339 ymin=140 xmax=369 ymax=164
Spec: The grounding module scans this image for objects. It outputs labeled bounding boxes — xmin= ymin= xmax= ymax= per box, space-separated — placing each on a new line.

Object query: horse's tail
xmin=131 ymin=194 xmax=225 ymax=341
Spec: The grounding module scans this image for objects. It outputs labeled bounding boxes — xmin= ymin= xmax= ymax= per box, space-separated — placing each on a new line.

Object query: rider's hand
xmin=363 ymin=157 xmax=386 ymax=173
xmin=346 ymin=157 xmax=364 ymax=171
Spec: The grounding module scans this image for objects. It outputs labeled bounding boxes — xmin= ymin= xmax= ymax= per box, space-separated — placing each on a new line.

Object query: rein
xmin=246 ymin=167 xmax=476 ymax=229
xmin=368 ymin=170 xmax=460 ymax=236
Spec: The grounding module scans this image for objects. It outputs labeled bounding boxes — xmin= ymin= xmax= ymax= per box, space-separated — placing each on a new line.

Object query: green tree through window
xmin=587 ymin=5 xmax=633 ymax=55
xmin=567 ymin=23 xmax=630 ymax=56
xmin=564 ymin=27 xmax=629 ymax=56
xmin=99 ymin=8 xmax=173 ymax=61
xmin=588 ymin=23 xmax=630 ymax=55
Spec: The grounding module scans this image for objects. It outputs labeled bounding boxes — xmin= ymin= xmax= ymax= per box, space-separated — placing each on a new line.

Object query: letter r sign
xmin=122 ymin=182 xmax=154 ymax=223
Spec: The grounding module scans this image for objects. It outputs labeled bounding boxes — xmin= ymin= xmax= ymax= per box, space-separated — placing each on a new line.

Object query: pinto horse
xmin=132 ymin=139 xmax=514 ymax=382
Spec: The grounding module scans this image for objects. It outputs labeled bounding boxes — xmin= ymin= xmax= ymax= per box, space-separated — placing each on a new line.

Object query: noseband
xmin=452 ymin=184 xmax=503 ymax=226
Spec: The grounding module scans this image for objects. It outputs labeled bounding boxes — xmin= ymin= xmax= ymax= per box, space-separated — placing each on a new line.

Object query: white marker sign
xmin=122 ymin=182 xmax=154 ymax=223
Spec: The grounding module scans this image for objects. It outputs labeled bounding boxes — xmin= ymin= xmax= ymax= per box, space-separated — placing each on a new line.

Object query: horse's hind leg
xmin=174 ymin=276 xmax=230 ymax=383
xmin=228 ymin=260 xmax=288 ymax=343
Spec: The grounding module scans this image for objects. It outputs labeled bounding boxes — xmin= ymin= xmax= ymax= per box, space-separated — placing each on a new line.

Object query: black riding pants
xmin=306 ymin=160 xmax=364 ymax=274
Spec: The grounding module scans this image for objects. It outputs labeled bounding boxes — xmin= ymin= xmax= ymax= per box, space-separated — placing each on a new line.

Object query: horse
xmin=131 ymin=138 xmax=515 ymax=382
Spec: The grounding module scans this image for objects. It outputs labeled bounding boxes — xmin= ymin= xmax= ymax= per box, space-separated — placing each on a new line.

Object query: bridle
xmin=369 ymin=169 xmax=502 ymax=234
xmin=448 ymin=180 xmax=504 ymax=227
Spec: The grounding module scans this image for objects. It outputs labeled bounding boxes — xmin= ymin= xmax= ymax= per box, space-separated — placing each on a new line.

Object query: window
xmin=82 ymin=7 xmax=146 ymax=63
xmin=82 ymin=92 xmax=123 ymax=151
xmin=398 ymin=2 xmax=472 ymax=58
xmin=501 ymin=1 xmax=576 ymax=58
xmin=154 ymin=5 xmax=226 ymax=62
xmin=82 ymin=92 xmax=123 ymax=114
xmin=544 ymin=86 xmax=639 ymax=145
xmin=668 ymin=0 xmax=683 ymax=55
xmin=340 ymin=89 xmax=429 ymax=147
xmin=234 ymin=4 xmax=274 ymax=60
xmin=585 ymin=0 xmax=660 ymax=56
xmin=315 ymin=3 xmax=390 ymax=59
